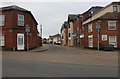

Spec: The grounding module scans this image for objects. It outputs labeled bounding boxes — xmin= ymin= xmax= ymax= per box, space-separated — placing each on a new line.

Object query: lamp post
xmin=25 ymin=25 xmax=30 ymax=51
xmin=96 ymin=20 xmax=101 ymax=50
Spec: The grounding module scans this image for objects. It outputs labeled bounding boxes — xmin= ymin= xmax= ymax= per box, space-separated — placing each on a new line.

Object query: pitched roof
xmin=82 ymin=6 xmax=103 ymax=21
xmin=64 ymin=21 xmax=68 ymax=27
xmin=0 ymin=5 xmax=28 ymax=12
xmin=110 ymin=2 xmax=120 ymax=6
xmin=53 ymin=34 xmax=61 ymax=37
xmin=99 ymin=12 xmax=120 ymax=20
xmin=91 ymin=2 xmax=120 ymax=18
xmin=61 ymin=21 xmax=68 ymax=31
xmin=49 ymin=34 xmax=61 ymax=38
xmin=68 ymin=14 xmax=77 ymax=22
xmin=0 ymin=5 xmax=38 ymax=25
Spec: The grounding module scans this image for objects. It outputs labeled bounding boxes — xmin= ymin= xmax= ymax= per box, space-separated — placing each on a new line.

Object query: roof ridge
xmin=0 ymin=5 xmax=29 ymax=12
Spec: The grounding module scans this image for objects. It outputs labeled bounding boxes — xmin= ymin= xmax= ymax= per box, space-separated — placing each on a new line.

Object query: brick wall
xmin=1 ymin=10 xmax=41 ymax=50
xmin=84 ymin=19 xmax=120 ymax=49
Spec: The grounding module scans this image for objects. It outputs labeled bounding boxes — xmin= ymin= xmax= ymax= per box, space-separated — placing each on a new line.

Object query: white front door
xmin=17 ymin=33 xmax=24 ymax=50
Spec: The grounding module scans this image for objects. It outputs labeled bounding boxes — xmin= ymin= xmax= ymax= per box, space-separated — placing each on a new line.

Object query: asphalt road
xmin=3 ymin=57 xmax=118 ymax=77
xmin=2 ymin=44 xmax=118 ymax=77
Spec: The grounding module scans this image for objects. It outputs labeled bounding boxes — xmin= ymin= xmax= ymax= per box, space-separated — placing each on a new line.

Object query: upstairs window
xmin=18 ymin=14 xmax=24 ymax=26
xmin=113 ymin=6 xmax=118 ymax=12
xmin=108 ymin=21 xmax=116 ymax=30
xmin=88 ymin=23 xmax=92 ymax=32
xmin=0 ymin=15 xmax=5 ymax=26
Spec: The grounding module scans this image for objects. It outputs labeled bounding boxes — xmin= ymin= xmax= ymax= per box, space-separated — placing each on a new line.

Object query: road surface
xmin=2 ymin=44 xmax=118 ymax=77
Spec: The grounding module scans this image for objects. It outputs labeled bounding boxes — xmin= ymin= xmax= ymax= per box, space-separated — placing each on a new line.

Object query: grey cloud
xmin=1 ymin=2 xmax=109 ymax=38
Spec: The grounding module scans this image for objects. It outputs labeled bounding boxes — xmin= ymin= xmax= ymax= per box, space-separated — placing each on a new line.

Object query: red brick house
xmin=83 ymin=2 xmax=120 ymax=49
xmin=82 ymin=6 xmax=103 ymax=48
xmin=0 ymin=5 xmax=42 ymax=50
xmin=61 ymin=15 xmax=83 ymax=47
xmin=72 ymin=14 xmax=84 ymax=47
xmin=78 ymin=15 xmax=84 ymax=48
xmin=60 ymin=1 xmax=120 ymax=50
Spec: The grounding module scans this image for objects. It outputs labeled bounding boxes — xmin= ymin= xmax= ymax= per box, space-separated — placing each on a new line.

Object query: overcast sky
xmin=1 ymin=0 xmax=119 ymax=38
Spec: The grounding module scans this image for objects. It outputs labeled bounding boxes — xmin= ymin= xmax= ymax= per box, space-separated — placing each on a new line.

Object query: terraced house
xmin=61 ymin=1 xmax=120 ymax=49
xmin=83 ymin=2 xmax=120 ymax=49
xmin=0 ymin=5 xmax=42 ymax=50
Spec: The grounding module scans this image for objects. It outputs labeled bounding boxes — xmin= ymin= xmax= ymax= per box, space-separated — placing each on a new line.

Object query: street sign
xmin=25 ymin=25 xmax=30 ymax=32
xmin=97 ymin=28 xmax=100 ymax=33
xmin=26 ymin=32 xmax=29 ymax=36
xmin=72 ymin=33 xmax=76 ymax=37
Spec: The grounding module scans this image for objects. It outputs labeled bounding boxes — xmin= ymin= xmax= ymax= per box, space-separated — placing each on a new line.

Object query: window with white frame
xmin=88 ymin=24 xmax=92 ymax=32
xmin=109 ymin=36 xmax=117 ymax=47
xmin=18 ymin=14 xmax=24 ymax=26
xmin=102 ymin=35 xmax=107 ymax=41
xmin=0 ymin=15 xmax=5 ymax=26
xmin=113 ymin=6 xmax=118 ymax=12
xmin=108 ymin=21 xmax=116 ymax=30
xmin=0 ymin=34 xmax=5 ymax=46
xmin=88 ymin=35 xmax=93 ymax=47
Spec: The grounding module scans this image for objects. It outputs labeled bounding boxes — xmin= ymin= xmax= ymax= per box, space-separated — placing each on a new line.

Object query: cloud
xmin=1 ymin=0 xmax=119 ymax=2
xmin=1 ymin=1 xmax=114 ymax=38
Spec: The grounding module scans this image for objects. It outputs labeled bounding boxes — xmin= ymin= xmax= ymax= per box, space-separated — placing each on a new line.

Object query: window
xmin=109 ymin=36 xmax=117 ymax=47
xmin=0 ymin=34 xmax=5 ymax=46
xmin=89 ymin=11 xmax=94 ymax=17
xmin=18 ymin=14 xmax=24 ymax=26
xmin=108 ymin=21 xmax=116 ymax=30
xmin=113 ymin=6 xmax=118 ymax=12
xmin=0 ymin=15 xmax=5 ymax=26
xmin=102 ymin=35 xmax=107 ymax=41
xmin=88 ymin=24 xmax=92 ymax=32
xmin=88 ymin=35 xmax=93 ymax=47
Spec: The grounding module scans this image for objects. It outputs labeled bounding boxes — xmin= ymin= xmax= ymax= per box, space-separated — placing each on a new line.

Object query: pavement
xmin=58 ymin=45 xmax=118 ymax=59
xmin=30 ymin=44 xmax=49 ymax=52
xmin=30 ymin=44 xmax=118 ymax=58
